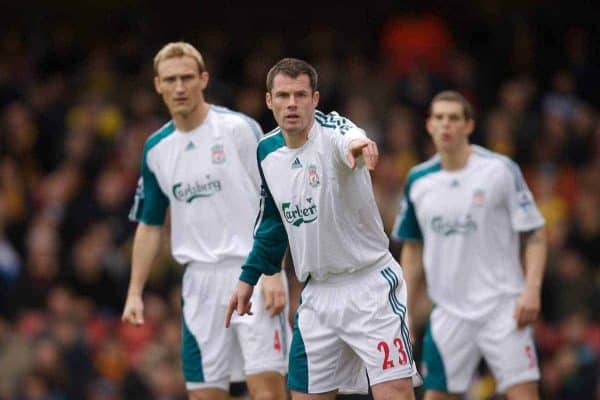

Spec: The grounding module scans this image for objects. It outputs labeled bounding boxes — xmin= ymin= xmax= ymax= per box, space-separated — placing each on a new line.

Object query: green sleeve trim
xmin=129 ymin=121 xmax=175 ymax=225
xmin=393 ymin=159 xmax=442 ymax=240
xmin=241 ymin=156 xmax=288 ymax=284
xmin=314 ymin=110 xmax=356 ymax=135
xmin=257 ymin=130 xmax=285 ymax=162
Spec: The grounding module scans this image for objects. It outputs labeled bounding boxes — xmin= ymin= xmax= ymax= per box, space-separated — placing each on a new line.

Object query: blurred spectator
xmin=0 ymin=157 xmax=29 ymax=236
xmin=14 ymin=217 xmax=61 ymax=312
xmin=50 ymin=316 xmax=96 ymax=398
xmin=566 ymin=187 xmax=600 ymax=275
xmin=0 ymin=316 xmax=32 ymax=398
xmin=0 ymin=196 xmax=22 ymax=316
xmin=343 ymin=94 xmax=383 ymax=143
xmin=65 ymin=222 xmax=123 ymax=313
xmin=543 ymin=249 xmax=596 ymax=323
xmin=380 ymin=15 xmax=453 ymax=76
xmin=30 ymin=334 xmax=69 ymax=397
xmin=14 ymin=369 xmax=63 ymax=400
xmin=542 ymin=70 xmax=580 ymax=122
xmin=491 ymin=77 xmax=539 ymax=164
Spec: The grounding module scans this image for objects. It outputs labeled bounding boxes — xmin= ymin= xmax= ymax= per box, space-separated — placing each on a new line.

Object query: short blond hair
xmin=153 ymin=42 xmax=206 ymax=74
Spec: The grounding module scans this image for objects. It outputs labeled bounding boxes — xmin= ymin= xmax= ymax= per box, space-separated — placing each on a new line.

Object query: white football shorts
xmin=288 ymin=261 xmax=421 ymax=394
xmin=181 ymin=261 xmax=290 ymax=391
xmin=421 ymin=296 xmax=540 ymax=393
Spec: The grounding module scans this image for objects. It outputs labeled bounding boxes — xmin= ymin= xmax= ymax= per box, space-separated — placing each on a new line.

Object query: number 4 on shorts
xmin=274 ymin=330 xmax=281 ymax=351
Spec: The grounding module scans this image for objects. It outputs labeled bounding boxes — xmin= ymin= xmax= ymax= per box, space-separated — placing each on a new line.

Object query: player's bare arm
xmin=347 ymin=138 xmax=379 ymax=170
xmin=225 ymin=280 xmax=255 ymax=328
xmin=122 ymin=223 xmax=163 ymax=325
xmin=400 ymin=240 xmax=425 ymax=338
xmin=514 ymin=227 xmax=547 ymax=328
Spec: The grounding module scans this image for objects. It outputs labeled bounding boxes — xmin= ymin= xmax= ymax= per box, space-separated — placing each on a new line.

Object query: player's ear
xmin=312 ymin=90 xmax=320 ymax=107
xmin=154 ymin=76 xmax=162 ymax=94
xmin=200 ymin=71 xmax=209 ymax=90
xmin=266 ymin=92 xmax=273 ymax=110
xmin=425 ymin=117 xmax=433 ymax=136
xmin=466 ymin=119 xmax=475 ymax=136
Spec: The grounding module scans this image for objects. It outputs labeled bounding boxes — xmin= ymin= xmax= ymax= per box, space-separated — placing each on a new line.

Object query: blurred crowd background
xmin=1 ymin=1 xmax=599 ymax=399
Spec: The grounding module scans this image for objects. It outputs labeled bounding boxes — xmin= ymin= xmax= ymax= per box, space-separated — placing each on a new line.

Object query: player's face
xmin=154 ymin=56 xmax=208 ymax=118
xmin=426 ymin=100 xmax=474 ymax=153
xmin=266 ymin=73 xmax=319 ymax=138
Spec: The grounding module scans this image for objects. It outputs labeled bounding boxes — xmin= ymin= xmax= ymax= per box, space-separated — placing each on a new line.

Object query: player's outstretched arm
xmin=261 ymin=272 xmax=287 ymax=317
xmin=225 ymin=280 xmax=255 ymax=328
xmin=515 ymin=227 xmax=547 ymax=329
xmin=122 ymin=223 xmax=162 ymax=325
xmin=347 ymin=138 xmax=379 ymax=170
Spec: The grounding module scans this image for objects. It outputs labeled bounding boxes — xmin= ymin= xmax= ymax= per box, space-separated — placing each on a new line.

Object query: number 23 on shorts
xmin=377 ymin=338 xmax=408 ymax=370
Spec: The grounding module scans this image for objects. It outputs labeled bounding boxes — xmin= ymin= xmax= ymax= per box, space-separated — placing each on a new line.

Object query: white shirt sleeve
xmin=234 ymin=118 xmax=262 ymax=191
xmin=334 ymin=126 xmax=368 ymax=169
xmin=500 ymin=161 xmax=545 ymax=232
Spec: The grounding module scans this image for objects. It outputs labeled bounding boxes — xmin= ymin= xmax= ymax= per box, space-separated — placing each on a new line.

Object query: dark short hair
xmin=266 ymin=58 xmax=318 ymax=92
xmin=428 ymin=91 xmax=474 ymax=120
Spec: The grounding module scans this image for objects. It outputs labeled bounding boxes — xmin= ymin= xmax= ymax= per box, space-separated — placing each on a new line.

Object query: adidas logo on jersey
xmin=185 ymin=142 xmax=196 ymax=151
xmin=291 ymin=157 xmax=302 ymax=169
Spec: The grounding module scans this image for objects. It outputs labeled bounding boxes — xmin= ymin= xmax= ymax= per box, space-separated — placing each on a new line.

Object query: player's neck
xmin=440 ymin=144 xmax=472 ymax=171
xmin=173 ymin=102 xmax=211 ymax=132
xmin=282 ymin=121 xmax=313 ymax=149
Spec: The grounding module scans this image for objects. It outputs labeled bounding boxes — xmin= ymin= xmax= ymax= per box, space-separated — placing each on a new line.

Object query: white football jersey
xmin=392 ymin=145 xmax=545 ymax=320
xmin=129 ymin=105 xmax=262 ymax=265
xmin=240 ymin=111 xmax=393 ymax=284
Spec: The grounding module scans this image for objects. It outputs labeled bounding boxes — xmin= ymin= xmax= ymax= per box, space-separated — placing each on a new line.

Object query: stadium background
xmin=0 ymin=1 xmax=599 ymax=399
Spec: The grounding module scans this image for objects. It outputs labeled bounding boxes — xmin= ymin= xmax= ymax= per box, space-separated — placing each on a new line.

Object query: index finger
xmin=269 ymin=292 xmax=286 ymax=317
xmin=514 ymin=307 xmax=527 ymax=329
xmin=264 ymin=290 xmax=274 ymax=311
xmin=225 ymin=297 xmax=237 ymax=328
xmin=364 ymin=144 xmax=379 ymax=170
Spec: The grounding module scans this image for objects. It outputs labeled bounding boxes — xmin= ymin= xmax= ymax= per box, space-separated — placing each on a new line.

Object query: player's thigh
xmin=480 ymin=297 xmax=540 ymax=394
xmin=245 ymin=371 xmax=287 ymax=400
xmin=291 ymin=390 xmax=337 ymax=400
xmin=341 ymin=264 xmax=418 ymax=387
xmin=371 ymin=376 xmax=415 ymax=400
xmin=423 ymin=390 xmax=460 ymax=400
xmin=422 ymin=307 xmax=481 ymax=395
xmin=505 ymin=381 xmax=539 ymax=400
xmin=187 ymin=387 xmax=229 ymax=400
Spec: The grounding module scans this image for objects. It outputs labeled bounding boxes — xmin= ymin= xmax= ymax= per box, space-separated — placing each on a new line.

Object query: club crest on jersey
xmin=282 ymin=198 xmax=318 ymax=227
xmin=472 ymin=189 xmax=486 ymax=206
xmin=308 ymin=164 xmax=320 ymax=188
xmin=211 ymin=144 xmax=226 ymax=164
